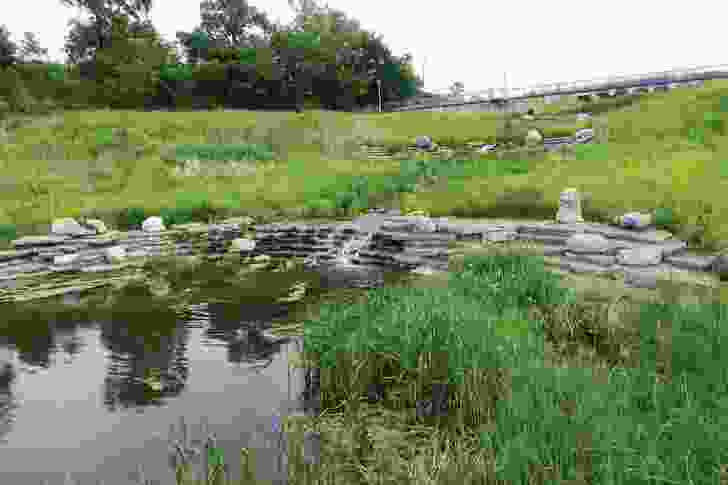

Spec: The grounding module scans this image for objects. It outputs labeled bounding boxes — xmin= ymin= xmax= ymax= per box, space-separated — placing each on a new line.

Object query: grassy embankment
xmin=2 ymin=81 xmax=726 ymax=252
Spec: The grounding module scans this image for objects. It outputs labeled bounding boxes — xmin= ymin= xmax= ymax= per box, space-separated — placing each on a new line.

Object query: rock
xmin=104 ymin=246 xmax=126 ymax=263
xmin=711 ymin=253 xmax=728 ymax=279
xmin=613 ymin=212 xmax=653 ymax=230
xmin=415 ymin=135 xmax=433 ymax=150
xmin=382 ymin=216 xmax=436 ymax=233
xmin=141 ymin=216 xmax=165 ymax=233
xmin=623 ymin=269 xmax=659 ymax=289
xmin=556 ymin=188 xmax=584 ymax=224
xmin=616 ymin=246 xmax=663 ymax=266
xmin=566 ymin=233 xmax=611 ymax=253
xmin=53 ymin=253 xmax=79 ymax=265
xmin=525 ymin=128 xmax=543 ymax=147
xmin=81 ymin=218 xmax=108 ymax=234
xmin=51 ymin=218 xmax=94 ymax=236
xmin=230 ymin=238 xmax=256 ymax=252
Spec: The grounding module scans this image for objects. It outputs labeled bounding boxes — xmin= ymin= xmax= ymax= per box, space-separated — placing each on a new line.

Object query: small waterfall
xmin=332 ymin=232 xmax=373 ymax=266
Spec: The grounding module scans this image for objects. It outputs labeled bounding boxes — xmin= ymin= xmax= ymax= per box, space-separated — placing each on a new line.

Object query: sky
xmin=3 ymin=0 xmax=727 ymax=95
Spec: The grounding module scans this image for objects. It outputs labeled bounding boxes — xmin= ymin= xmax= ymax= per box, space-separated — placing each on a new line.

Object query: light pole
xmin=377 ymin=79 xmax=382 ymax=112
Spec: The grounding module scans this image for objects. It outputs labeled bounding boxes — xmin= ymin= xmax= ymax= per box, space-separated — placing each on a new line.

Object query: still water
xmin=0 ymin=255 xmax=411 ymax=484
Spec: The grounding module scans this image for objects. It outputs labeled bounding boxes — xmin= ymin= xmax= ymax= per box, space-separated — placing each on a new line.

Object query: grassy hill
xmin=0 ymin=80 xmax=727 ymax=250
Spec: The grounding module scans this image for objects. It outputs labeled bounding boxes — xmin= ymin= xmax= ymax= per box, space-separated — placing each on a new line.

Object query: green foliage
xmin=238 ymin=47 xmax=257 ymax=65
xmin=653 ymin=207 xmax=675 ymax=227
xmin=46 ymin=64 xmax=65 ymax=82
xmin=688 ymin=126 xmax=705 ymax=145
xmin=285 ymin=31 xmax=321 ymax=50
xmin=574 ymin=143 xmax=609 ymax=161
xmin=0 ymin=67 xmax=36 ymax=113
xmin=0 ymin=223 xmax=17 ymax=245
xmin=88 ymin=15 xmax=176 ymax=109
xmin=119 ymin=207 xmax=148 ymax=229
xmin=703 ymin=111 xmax=724 ymax=134
xmin=173 ymin=143 xmax=276 ymax=162
xmin=160 ymin=64 xmax=194 ymax=82
xmin=720 ymin=95 xmax=728 ymax=113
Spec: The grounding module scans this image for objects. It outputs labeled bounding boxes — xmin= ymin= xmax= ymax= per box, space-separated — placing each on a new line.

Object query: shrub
xmin=119 ymin=207 xmax=148 ymax=229
xmin=0 ymin=223 xmax=17 ymax=244
xmin=653 ymin=207 xmax=675 ymax=227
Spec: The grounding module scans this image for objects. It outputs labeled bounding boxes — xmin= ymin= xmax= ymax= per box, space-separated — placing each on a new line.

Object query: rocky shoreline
xmin=1 ymin=189 xmax=727 ymax=303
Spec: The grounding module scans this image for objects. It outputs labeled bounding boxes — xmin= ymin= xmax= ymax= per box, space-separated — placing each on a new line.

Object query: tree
xmin=18 ymin=32 xmax=49 ymax=63
xmin=449 ymin=81 xmax=464 ymax=98
xmin=0 ymin=25 xmax=19 ymax=69
xmin=90 ymin=14 xmax=176 ymax=108
xmin=64 ymin=14 xmax=162 ymax=65
xmin=198 ymin=0 xmax=274 ymax=49
xmin=59 ymin=0 xmax=153 ymax=55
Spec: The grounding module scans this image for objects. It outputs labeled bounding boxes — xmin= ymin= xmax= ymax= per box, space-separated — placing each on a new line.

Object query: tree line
xmin=0 ymin=0 xmax=423 ymax=112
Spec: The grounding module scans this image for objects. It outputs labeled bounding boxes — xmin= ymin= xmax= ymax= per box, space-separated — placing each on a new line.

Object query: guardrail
xmin=416 ymin=63 xmax=728 ymax=105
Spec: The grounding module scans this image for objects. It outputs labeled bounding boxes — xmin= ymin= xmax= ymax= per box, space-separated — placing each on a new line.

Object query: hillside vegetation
xmin=0 ymin=80 xmax=726 ymax=251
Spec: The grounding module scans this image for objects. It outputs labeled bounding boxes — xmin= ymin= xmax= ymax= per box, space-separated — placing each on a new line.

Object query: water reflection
xmin=0 ymin=256 xmax=411 ymax=484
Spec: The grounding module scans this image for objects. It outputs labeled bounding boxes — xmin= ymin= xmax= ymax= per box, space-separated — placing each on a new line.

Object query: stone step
xmin=664 ymin=252 xmax=716 ymax=271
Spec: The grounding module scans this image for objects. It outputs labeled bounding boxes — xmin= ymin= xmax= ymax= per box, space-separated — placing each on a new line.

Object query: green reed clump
xmin=0 ymin=223 xmax=17 ymax=245
xmin=174 ymin=144 xmax=276 ymax=162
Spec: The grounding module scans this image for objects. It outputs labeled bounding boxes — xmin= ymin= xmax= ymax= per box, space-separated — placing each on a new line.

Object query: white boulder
xmin=566 ymin=233 xmax=611 ymax=253
xmin=556 ymin=188 xmax=584 ymax=224
xmin=616 ymin=246 xmax=663 ymax=266
xmin=51 ymin=218 xmax=93 ymax=236
xmin=104 ymin=246 xmax=126 ymax=263
xmin=230 ymin=238 xmax=256 ymax=252
xmin=53 ymin=253 xmax=79 ymax=265
xmin=141 ymin=216 xmax=166 ymax=232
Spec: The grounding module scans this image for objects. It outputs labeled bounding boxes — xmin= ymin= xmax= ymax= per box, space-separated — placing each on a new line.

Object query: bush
xmin=0 ymin=223 xmax=17 ymax=245
xmin=0 ymin=68 xmax=36 ymax=113
xmin=119 ymin=207 xmax=148 ymax=229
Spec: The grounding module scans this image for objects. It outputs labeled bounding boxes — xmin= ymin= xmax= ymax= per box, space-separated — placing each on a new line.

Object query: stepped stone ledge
xmin=1 ymin=206 xmax=726 ymax=299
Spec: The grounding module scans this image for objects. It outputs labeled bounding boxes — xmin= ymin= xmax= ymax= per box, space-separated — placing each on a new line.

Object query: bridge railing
xmin=440 ymin=63 xmax=728 ymax=102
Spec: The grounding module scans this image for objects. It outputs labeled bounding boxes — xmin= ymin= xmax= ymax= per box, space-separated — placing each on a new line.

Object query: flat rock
xmin=562 ymin=251 xmax=617 ymax=266
xmin=484 ymin=231 xmax=518 ymax=242
xmin=11 ymin=235 xmax=71 ymax=247
xmin=616 ymin=246 xmax=663 ymax=266
xmin=566 ymin=233 xmax=611 ymax=253
xmin=0 ymin=249 xmax=37 ymax=262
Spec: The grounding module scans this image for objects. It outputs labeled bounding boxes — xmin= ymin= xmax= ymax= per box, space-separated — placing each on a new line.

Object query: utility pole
xmin=422 ymin=56 xmax=427 ymax=90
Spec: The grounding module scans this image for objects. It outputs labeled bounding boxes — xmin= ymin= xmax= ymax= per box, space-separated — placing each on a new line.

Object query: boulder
xmin=556 ymin=188 xmax=584 ymax=224
xmin=104 ymin=246 xmax=126 ymax=263
xmin=525 ymin=128 xmax=543 ymax=146
xmin=566 ymin=233 xmax=611 ymax=253
xmin=415 ymin=135 xmax=433 ymax=150
xmin=81 ymin=218 xmax=108 ymax=234
xmin=230 ymin=238 xmax=256 ymax=253
xmin=51 ymin=218 xmax=94 ymax=236
xmin=613 ymin=212 xmax=653 ymax=230
xmin=623 ymin=269 xmax=659 ymax=289
xmin=141 ymin=216 xmax=165 ymax=233
xmin=53 ymin=253 xmax=79 ymax=265
xmin=711 ymin=253 xmax=728 ymax=280
xmin=616 ymin=246 xmax=662 ymax=266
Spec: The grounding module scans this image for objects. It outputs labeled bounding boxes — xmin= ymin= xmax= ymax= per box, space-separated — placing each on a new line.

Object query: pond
xmin=0 ymin=255 xmax=413 ymax=485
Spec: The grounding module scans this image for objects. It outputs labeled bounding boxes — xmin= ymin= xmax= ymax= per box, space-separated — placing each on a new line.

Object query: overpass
xmin=386 ymin=64 xmax=728 ymax=113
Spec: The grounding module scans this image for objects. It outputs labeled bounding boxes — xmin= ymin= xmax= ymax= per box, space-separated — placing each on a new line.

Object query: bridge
xmin=386 ymin=63 xmax=728 ymax=113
